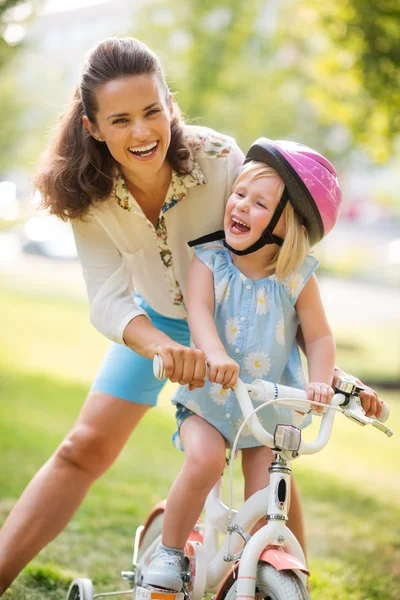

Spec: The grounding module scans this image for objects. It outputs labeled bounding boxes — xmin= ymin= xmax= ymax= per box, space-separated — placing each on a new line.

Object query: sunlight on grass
xmin=299 ymin=391 xmax=400 ymax=501
xmin=1 ymin=289 xmax=399 ymax=599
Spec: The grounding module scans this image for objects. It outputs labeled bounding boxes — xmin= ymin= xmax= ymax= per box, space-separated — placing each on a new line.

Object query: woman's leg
xmin=162 ymin=416 xmax=227 ymax=549
xmin=0 ymin=300 xmax=191 ymax=593
xmin=241 ymin=447 xmax=306 ymax=555
xmin=0 ymin=392 xmax=149 ymax=592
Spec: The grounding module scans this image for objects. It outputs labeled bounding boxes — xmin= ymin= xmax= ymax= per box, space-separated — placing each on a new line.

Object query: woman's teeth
xmin=129 ymin=142 xmax=158 ymax=157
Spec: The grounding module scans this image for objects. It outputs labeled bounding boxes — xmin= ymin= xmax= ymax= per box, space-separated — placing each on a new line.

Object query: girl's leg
xmin=162 ymin=415 xmax=227 ymax=548
xmin=241 ymin=447 xmax=306 ymax=555
xmin=143 ymin=416 xmax=226 ymax=591
xmin=0 ymin=392 xmax=149 ymax=592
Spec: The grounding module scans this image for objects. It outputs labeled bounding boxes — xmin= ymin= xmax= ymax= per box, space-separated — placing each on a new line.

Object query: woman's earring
xmin=97 ymin=136 xmax=103 ymax=142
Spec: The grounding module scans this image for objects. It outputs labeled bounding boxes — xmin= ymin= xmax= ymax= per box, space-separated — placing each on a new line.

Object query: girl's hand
xmin=305 ymin=382 xmax=334 ymax=414
xmin=206 ymin=350 xmax=240 ymax=389
xmin=153 ymin=343 xmax=206 ymax=391
xmin=333 ymin=367 xmax=383 ymax=419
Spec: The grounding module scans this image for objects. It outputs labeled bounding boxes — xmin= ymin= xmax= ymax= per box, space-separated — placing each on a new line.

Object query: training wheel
xmin=66 ymin=578 xmax=94 ymax=600
xmin=184 ymin=540 xmax=206 ymax=600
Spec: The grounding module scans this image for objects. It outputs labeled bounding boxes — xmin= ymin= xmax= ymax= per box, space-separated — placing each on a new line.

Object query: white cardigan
xmin=72 ymin=126 xmax=244 ymax=345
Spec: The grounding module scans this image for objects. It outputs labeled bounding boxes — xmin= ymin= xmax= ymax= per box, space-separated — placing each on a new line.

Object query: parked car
xmin=19 ymin=214 xmax=78 ymax=259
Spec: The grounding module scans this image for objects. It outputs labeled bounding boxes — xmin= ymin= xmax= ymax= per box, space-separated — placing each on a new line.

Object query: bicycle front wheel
xmin=224 ymin=563 xmax=309 ymax=600
xmin=66 ymin=578 xmax=94 ymax=600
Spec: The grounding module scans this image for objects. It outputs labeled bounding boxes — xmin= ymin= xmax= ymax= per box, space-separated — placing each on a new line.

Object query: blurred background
xmin=0 ymin=1 xmax=399 ymax=599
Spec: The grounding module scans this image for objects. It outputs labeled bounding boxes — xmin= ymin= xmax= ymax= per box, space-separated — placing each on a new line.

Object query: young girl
xmin=143 ymin=138 xmax=341 ymax=592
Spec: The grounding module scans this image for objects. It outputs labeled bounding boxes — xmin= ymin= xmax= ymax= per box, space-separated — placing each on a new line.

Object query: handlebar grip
xmin=380 ymin=401 xmax=390 ymax=423
xmin=153 ymin=354 xmax=209 ymax=382
xmin=153 ymin=355 xmax=165 ymax=380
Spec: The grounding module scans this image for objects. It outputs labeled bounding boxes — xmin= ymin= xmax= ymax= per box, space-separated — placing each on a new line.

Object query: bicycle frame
xmin=133 ymin=366 xmax=392 ymax=600
xmin=66 ymin=367 xmax=392 ymax=600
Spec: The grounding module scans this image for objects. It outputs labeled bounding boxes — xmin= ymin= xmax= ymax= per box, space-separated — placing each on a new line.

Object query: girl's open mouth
xmin=128 ymin=141 xmax=158 ymax=160
xmin=230 ymin=217 xmax=250 ymax=234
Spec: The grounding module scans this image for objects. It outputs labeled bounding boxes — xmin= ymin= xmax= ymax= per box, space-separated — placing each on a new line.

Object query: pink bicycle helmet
xmin=245 ymin=138 xmax=342 ymax=247
xmin=188 ymin=138 xmax=342 ymax=257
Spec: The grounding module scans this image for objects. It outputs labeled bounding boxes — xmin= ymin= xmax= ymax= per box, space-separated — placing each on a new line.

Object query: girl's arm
xmin=295 ymin=274 xmax=336 ymax=411
xmin=296 ymin=279 xmax=383 ymax=418
xmin=187 ymin=255 xmax=239 ymax=388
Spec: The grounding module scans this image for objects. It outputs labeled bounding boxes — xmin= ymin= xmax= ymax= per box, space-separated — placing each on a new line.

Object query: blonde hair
xmin=233 ymin=161 xmax=310 ymax=281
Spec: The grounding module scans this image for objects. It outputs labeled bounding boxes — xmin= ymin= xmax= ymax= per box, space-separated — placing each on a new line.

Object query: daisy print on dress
xmin=225 ymin=317 xmax=239 ymax=346
xmin=215 ymin=276 xmax=230 ymax=304
xmin=284 ymin=272 xmax=305 ymax=300
xmin=209 ymin=383 xmax=229 ymax=406
xmin=275 ymin=318 xmax=285 ymax=346
xmin=256 ymin=288 xmax=269 ymax=315
xmin=245 ymin=352 xmax=271 ymax=378
xmin=186 ymin=399 xmax=203 ymax=417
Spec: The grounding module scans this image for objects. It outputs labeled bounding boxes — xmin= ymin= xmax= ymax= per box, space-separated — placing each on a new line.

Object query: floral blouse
xmin=72 ymin=126 xmax=244 ymax=345
xmin=113 ymin=132 xmax=234 ymax=314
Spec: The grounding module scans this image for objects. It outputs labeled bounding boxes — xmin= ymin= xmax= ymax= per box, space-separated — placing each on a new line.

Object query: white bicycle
xmin=67 ymin=357 xmax=392 ymax=600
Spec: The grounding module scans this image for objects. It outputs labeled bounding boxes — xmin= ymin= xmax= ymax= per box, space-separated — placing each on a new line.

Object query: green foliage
xmin=0 ymin=1 xmax=33 ymax=67
xmin=276 ymin=0 xmax=400 ymax=162
xmin=132 ymin=0 xmax=399 ymax=163
xmin=0 ymin=73 xmax=27 ymax=173
xmin=0 ymin=0 xmax=40 ymax=174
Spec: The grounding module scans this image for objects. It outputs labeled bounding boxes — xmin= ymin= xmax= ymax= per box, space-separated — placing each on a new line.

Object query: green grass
xmin=0 ymin=289 xmax=399 ymax=599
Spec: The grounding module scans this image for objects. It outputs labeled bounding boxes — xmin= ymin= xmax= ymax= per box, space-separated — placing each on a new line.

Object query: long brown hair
xmin=35 ymin=37 xmax=191 ymax=220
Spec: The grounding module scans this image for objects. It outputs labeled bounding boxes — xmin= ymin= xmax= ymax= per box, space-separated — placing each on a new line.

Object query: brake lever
xmin=371 ymin=419 xmax=394 ymax=438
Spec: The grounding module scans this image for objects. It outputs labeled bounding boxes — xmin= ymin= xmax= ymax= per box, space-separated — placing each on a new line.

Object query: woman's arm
xmin=73 ymin=217 xmax=206 ymax=388
xmin=295 ymin=274 xmax=336 ymax=411
xmin=72 ymin=215 xmax=147 ymax=345
xmin=187 ymin=255 xmax=239 ymax=388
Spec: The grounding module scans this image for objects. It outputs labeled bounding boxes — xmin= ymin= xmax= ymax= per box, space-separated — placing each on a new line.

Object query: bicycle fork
xmin=236 ymin=453 xmax=309 ymax=598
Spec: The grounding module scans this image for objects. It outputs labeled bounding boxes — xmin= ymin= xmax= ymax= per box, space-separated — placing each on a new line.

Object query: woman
xmin=0 ymin=37 xmax=382 ymax=593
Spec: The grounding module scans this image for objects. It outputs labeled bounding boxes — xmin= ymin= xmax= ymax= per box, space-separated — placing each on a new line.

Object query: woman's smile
xmin=90 ymin=73 xmax=173 ymax=182
xmin=128 ymin=140 xmax=159 ymax=161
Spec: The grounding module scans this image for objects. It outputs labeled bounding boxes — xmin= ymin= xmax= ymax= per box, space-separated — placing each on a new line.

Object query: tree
xmin=0 ymin=0 xmax=37 ymax=173
xmin=133 ymin=0 xmax=399 ymax=163
xmin=276 ymin=0 xmax=400 ymax=162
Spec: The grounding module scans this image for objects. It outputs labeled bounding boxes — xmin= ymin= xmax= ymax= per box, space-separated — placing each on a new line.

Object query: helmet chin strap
xmin=188 ymin=190 xmax=289 ymax=255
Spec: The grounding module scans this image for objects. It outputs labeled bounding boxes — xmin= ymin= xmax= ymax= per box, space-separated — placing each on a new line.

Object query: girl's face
xmin=83 ymin=73 xmax=173 ymax=183
xmin=224 ymin=173 xmax=286 ymax=252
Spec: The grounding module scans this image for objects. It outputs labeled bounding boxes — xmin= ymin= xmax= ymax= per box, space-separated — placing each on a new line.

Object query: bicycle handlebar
xmin=152 ymin=355 xmax=393 ymax=455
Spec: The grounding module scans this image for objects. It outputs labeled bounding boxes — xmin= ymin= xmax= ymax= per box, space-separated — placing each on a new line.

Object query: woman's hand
xmin=123 ymin=315 xmax=206 ymax=390
xmin=206 ymin=350 xmax=240 ymax=389
xmin=154 ymin=343 xmax=206 ymax=391
xmin=305 ymin=382 xmax=334 ymax=414
xmin=333 ymin=366 xmax=383 ymax=418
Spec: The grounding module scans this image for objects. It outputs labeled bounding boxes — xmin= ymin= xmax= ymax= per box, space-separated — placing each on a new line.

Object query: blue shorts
xmin=91 ymin=297 xmax=190 ymax=405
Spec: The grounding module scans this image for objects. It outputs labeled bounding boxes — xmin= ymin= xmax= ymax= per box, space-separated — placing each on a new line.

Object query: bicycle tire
xmin=66 ymin=578 xmax=94 ymax=600
xmin=224 ymin=563 xmax=309 ymax=600
xmin=138 ymin=513 xmax=164 ymax=558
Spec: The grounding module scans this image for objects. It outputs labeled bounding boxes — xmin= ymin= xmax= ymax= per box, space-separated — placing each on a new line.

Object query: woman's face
xmin=224 ymin=172 xmax=286 ymax=252
xmin=84 ymin=73 xmax=173 ymax=183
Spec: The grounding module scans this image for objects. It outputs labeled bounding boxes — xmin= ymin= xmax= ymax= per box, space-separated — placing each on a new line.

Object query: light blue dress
xmin=173 ymin=241 xmax=319 ymax=449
